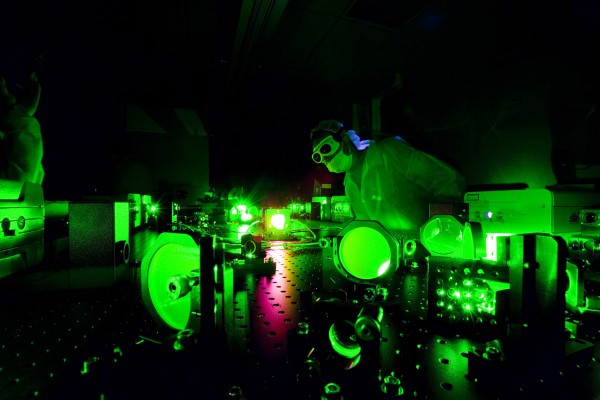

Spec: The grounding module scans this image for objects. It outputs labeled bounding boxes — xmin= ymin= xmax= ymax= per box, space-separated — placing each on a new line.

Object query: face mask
xmin=325 ymin=149 xmax=353 ymax=173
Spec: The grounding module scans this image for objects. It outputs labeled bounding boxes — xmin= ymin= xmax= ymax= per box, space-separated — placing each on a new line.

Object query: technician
xmin=310 ymin=120 xmax=465 ymax=231
xmin=0 ymin=72 xmax=44 ymax=184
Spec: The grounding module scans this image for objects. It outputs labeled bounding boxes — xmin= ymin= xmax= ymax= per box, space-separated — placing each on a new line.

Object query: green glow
xmin=437 ymin=278 xmax=498 ymax=318
xmin=328 ymin=322 xmax=361 ymax=359
xmin=231 ymin=204 xmax=258 ymax=222
xmin=128 ymin=193 xmax=142 ymax=228
xmin=322 ymin=199 xmax=327 ymax=204
xmin=420 ymin=216 xmax=463 ymax=256
xmin=114 ymin=202 xmax=130 ymax=243
xmin=265 ymin=209 xmax=291 ymax=233
xmin=147 ymin=243 xmax=198 ymax=330
xmin=237 ymin=224 xmax=250 ymax=241
xmin=323 ymin=383 xmax=342 ymax=395
xmin=288 ymin=203 xmax=302 ymax=211
xmin=378 ymin=260 xmax=391 ymax=276
xmin=339 ymin=226 xmax=391 ymax=280
xmin=483 ymin=233 xmax=514 ymax=261
xmin=150 ymin=205 xmax=157 ymax=212
xmin=271 ymin=213 xmax=286 ymax=230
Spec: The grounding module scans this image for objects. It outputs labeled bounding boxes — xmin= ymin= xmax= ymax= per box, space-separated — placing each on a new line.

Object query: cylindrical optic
xmin=339 ymin=226 xmax=392 ymax=280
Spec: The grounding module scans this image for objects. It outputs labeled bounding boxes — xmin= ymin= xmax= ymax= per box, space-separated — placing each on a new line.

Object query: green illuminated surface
xmin=328 ymin=322 xmax=361 ymax=360
xmin=288 ymin=203 xmax=302 ymax=211
xmin=241 ymin=212 xmax=253 ymax=222
xmin=436 ymin=277 xmax=497 ymax=319
xmin=231 ymin=204 xmax=257 ymax=222
xmin=237 ymin=224 xmax=250 ymax=241
xmin=271 ymin=213 xmax=286 ymax=230
xmin=483 ymin=233 xmax=514 ymax=261
xmin=339 ymin=226 xmax=391 ymax=280
xmin=114 ymin=202 xmax=130 ymax=242
xmin=128 ymin=193 xmax=142 ymax=228
xmin=265 ymin=209 xmax=292 ymax=234
xmin=235 ymin=205 xmax=253 ymax=221
xmin=146 ymin=242 xmax=198 ymax=330
xmin=323 ymin=382 xmax=341 ymax=395
xmin=420 ymin=216 xmax=463 ymax=256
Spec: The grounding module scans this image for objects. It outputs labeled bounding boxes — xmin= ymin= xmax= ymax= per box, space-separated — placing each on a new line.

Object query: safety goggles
xmin=312 ymin=135 xmax=341 ymax=163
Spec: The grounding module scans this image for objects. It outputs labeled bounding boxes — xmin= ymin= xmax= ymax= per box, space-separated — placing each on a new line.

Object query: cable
xmin=290 ymin=218 xmax=318 ymax=241
xmin=264 ymin=241 xmax=322 ymax=250
xmin=240 ymin=220 xmax=262 ymax=234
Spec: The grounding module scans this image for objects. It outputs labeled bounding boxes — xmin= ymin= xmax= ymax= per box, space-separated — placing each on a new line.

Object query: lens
xmin=339 ymin=226 xmax=392 ymax=280
xmin=141 ymin=234 xmax=199 ymax=331
xmin=420 ymin=215 xmax=463 ymax=256
xmin=312 ymin=152 xmax=322 ymax=163
xmin=320 ymin=144 xmax=332 ymax=155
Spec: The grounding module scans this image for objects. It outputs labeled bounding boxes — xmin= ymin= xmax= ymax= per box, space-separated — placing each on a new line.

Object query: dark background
xmin=1 ymin=0 xmax=599 ymax=203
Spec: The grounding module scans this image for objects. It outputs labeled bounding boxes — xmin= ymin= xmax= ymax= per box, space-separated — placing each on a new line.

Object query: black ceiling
xmin=2 ymin=0 xmax=599 ymax=196
xmin=116 ymin=0 xmax=598 ymax=109
xmin=4 ymin=0 xmax=598 ymax=122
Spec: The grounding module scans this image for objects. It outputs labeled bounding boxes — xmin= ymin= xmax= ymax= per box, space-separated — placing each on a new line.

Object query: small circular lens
xmin=312 ymin=153 xmax=322 ymax=163
xmin=320 ymin=144 xmax=332 ymax=155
